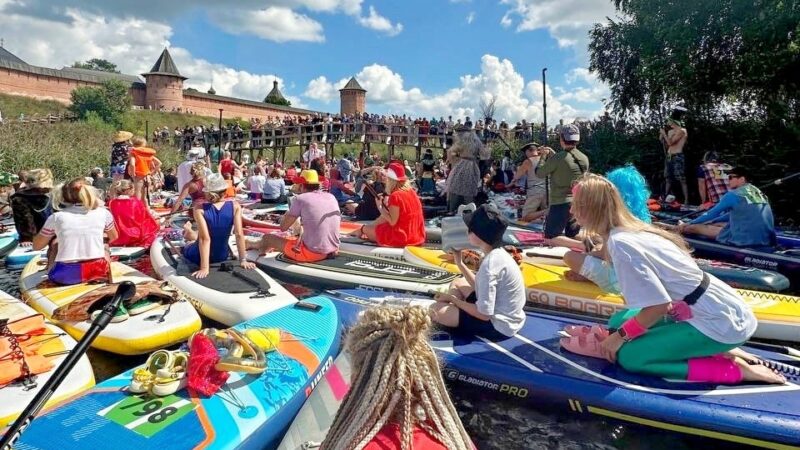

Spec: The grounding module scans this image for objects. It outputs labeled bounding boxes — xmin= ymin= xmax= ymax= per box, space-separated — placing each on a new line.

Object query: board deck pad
xmin=330 ymin=290 xmax=800 ymax=448
xmin=17 ymin=296 xmax=341 ymax=450
xmin=161 ymin=248 xmax=272 ymax=294
xmin=275 ymin=252 xmax=457 ymax=283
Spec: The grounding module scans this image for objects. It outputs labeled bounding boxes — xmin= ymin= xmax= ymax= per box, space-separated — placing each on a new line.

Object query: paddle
xmin=157 ymin=207 xmax=188 ymax=219
xmin=0 ymin=281 xmax=136 ymax=449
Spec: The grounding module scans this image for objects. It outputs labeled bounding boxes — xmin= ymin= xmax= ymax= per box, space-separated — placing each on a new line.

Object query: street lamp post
xmin=542 ymin=68 xmax=548 ymax=145
xmin=218 ymin=108 xmax=223 ymax=148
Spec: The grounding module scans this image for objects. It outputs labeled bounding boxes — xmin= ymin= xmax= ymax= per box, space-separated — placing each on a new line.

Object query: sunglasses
xmin=728 ymin=174 xmax=742 ymax=179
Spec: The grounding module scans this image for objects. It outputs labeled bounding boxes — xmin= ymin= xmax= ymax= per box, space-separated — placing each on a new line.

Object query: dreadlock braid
xmin=322 ymin=306 xmax=473 ymax=450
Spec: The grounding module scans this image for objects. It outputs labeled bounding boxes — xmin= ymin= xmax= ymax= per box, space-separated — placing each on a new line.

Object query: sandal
xmin=90 ymin=303 xmax=129 ymax=323
xmin=151 ymin=351 xmax=189 ymax=396
xmin=130 ymin=349 xmax=175 ymax=393
xmin=126 ymin=297 xmax=161 ymax=316
xmin=560 ymin=326 xmax=610 ymax=359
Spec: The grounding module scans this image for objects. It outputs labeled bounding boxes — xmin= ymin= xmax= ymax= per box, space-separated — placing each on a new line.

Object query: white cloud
xmin=214 ymin=7 xmax=324 ymax=43
xmin=303 ymin=54 xmax=604 ymax=122
xmin=357 ymin=6 xmax=403 ymax=36
xmin=466 ymin=11 xmax=475 ymax=24
xmin=499 ymin=0 xmax=617 ymax=59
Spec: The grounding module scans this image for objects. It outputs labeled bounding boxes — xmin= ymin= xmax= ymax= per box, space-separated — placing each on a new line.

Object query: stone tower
xmin=339 ymin=77 xmax=366 ymax=116
xmin=142 ymin=48 xmax=187 ymax=111
xmin=263 ymin=80 xmax=287 ymax=105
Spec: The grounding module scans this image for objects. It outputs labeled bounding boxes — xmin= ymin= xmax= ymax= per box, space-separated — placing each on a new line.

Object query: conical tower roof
xmin=264 ymin=80 xmax=286 ymax=102
xmin=208 ymin=84 xmax=216 ymax=95
xmin=339 ymin=76 xmax=366 ymax=92
xmin=142 ymin=48 xmax=187 ymax=80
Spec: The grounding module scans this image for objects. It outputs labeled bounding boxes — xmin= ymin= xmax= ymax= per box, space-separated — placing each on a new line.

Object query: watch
xmin=616 ymin=328 xmax=629 ymax=342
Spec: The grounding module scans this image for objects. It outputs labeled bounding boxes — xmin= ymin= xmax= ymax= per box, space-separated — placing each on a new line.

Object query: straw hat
xmin=113 ymin=131 xmax=133 ymax=143
xmin=203 ymin=173 xmax=229 ymax=193
xmin=26 ymin=169 xmax=54 ymax=189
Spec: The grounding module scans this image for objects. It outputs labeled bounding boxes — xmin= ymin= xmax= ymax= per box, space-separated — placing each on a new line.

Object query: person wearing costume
xmin=107 ymin=180 xmax=159 ymax=248
xmin=561 ymin=174 xmax=785 ymax=385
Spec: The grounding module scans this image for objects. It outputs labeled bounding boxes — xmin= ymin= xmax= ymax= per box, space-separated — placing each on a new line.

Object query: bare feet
xmin=564 ymin=269 xmax=589 ymax=282
xmin=734 ymin=357 xmax=787 ymax=384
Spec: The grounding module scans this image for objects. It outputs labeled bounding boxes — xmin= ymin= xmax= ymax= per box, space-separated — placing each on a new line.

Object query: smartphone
xmin=294 ymin=301 xmax=322 ymax=312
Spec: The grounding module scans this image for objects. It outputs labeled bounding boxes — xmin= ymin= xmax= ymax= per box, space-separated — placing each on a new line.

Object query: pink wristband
xmin=620 ymin=317 xmax=648 ymax=341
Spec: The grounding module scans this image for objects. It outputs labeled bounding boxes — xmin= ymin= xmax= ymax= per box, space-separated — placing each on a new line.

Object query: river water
xmin=0 ymin=256 xmax=752 ymax=450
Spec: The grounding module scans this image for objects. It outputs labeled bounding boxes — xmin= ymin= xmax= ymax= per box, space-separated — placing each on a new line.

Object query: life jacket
xmin=131 ymin=147 xmax=157 ymax=177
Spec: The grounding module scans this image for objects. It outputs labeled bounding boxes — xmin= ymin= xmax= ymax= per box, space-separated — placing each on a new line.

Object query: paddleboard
xmin=0 ymin=231 xmax=17 ymax=258
xmin=5 ymin=245 xmax=146 ymax=268
xmin=330 ymin=289 xmax=800 ymax=450
xmin=16 ymin=296 xmax=341 ymax=450
xmin=403 ymin=246 xmax=800 ymax=342
xmin=0 ymin=290 xmax=95 ymax=428
xmin=19 ymin=257 xmax=202 ymax=355
xmin=151 ymin=236 xmax=297 ymax=326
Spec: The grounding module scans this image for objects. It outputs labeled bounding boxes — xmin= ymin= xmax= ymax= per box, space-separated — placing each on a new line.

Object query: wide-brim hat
xmin=186 ymin=149 xmax=201 ymax=160
xmin=203 ymin=173 xmax=229 ymax=193
xmin=463 ymin=204 xmax=508 ymax=247
xmin=293 ymin=169 xmax=320 ymax=185
xmin=113 ymin=131 xmax=133 ymax=143
xmin=26 ymin=169 xmax=54 ymax=189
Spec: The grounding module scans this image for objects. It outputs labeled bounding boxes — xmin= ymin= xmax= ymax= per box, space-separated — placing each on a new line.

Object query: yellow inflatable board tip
xmin=244 ymin=328 xmax=281 ymax=352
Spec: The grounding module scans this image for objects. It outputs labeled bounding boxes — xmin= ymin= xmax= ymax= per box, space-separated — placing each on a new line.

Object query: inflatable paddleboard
xmin=0 ymin=231 xmax=17 ymax=258
xmin=252 ymin=249 xmax=457 ymax=294
xmin=403 ymin=246 xmax=800 ymax=342
xmin=0 ymin=290 xmax=94 ymax=428
xmin=277 ymin=354 xmax=352 ymax=450
xmin=16 ymin=296 xmax=341 ymax=450
xmin=150 ymin=236 xmax=297 ymax=326
xmin=19 ymin=257 xmax=202 ymax=355
xmin=330 ymin=289 xmax=800 ymax=450
xmin=5 ymin=245 xmax=146 ymax=268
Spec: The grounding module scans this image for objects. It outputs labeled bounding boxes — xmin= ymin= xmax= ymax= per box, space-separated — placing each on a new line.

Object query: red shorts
xmin=48 ymin=258 xmax=110 ymax=285
xmin=283 ymin=239 xmax=328 ymax=263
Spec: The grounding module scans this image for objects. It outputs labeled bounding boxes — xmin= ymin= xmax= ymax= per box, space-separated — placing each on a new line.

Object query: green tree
xmin=264 ymin=97 xmax=292 ymax=107
xmin=589 ymin=0 xmax=800 ymax=119
xmin=71 ymin=58 xmax=120 ymax=73
xmin=69 ymin=79 xmax=132 ymax=127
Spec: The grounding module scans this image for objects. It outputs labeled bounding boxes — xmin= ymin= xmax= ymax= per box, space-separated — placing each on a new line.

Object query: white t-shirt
xmin=476 ymin=248 xmax=527 ymax=336
xmin=40 ymin=206 xmax=114 ymax=262
xmin=176 ymin=160 xmax=195 ymax=193
xmin=607 ymin=229 xmax=757 ymax=344
xmin=248 ymin=175 xmax=267 ymax=194
xmin=303 ymin=148 xmax=325 ymax=164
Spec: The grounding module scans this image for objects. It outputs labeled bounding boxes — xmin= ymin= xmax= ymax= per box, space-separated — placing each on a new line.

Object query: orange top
xmin=130 ymin=147 xmax=157 ymax=177
xmin=224 ymin=180 xmax=236 ymax=198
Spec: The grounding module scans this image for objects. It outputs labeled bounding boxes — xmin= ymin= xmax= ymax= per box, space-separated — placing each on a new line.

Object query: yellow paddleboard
xmin=403 ymin=246 xmax=800 ymax=342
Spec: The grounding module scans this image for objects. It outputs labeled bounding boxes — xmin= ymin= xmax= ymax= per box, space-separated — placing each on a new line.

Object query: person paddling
xmin=563 ymin=174 xmax=784 ymax=385
xmin=678 ymin=166 xmax=776 ymax=247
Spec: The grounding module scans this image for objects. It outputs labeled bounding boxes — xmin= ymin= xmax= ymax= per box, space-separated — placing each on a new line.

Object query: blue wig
xmin=606 ymin=164 xmax=652 ymax=223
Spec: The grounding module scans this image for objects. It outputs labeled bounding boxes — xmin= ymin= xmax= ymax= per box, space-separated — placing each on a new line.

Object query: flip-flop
xmin=560 ymin=327 xmax=609 ymax=359
xmin=563 ymin=325 xmax=592 ymax=337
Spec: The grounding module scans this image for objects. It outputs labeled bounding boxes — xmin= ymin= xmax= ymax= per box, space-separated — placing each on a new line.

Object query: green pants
xmin=608 ymin=309 xmax=740 ymax=379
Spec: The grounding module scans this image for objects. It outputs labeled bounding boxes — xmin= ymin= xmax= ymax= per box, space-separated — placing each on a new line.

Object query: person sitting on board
xmin=351 ymin=162 xmax=426 ymax=248
xmin=33 ymin=178 xmax=118 ymax=285
xmin=429 ymin=204 xmax=526 ymax=339
xmin=508 ymin=143 xmax=548 ymax=222
xmin=181 ymin=173 xmax=255 ymax=279
xmin=261 ymin=167 xmax=287 ymax=204
xmin=678 ymin=166 xmax=776 ymax=248
xmin=255 ymin=169 xmax=341 ymax=263
xmin=171 ymin=162 xmax=208 ymax=213
xmin=696 ymin=151 xmax=730 ymax=207
xmin=107 ymin=180 xmax=159 ymax=248
xmin=10 ymin=168 xmax=53 ymax=247
xmin=561 ymin=173 xmax=785 ymax=385
xmin=246 ymin=166 xmax=267 ymax=201
xmin=344 ymin=167 xmax=386 ymax=220
xmin=321 ymin=306 xmax=475 ymax=450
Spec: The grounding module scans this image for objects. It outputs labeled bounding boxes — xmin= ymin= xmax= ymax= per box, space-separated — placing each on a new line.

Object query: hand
xmin=192 ymin=268 xmax=210 ymax=279
xmin=659 ymin=129 xmax=666 ymax=138
xmin=600 ymin=332 xmax=624 ymax=363
xmin=540 ymin=147 xmax=555 ymax=157
xmin=676 ymin=221 xmax=687 ymax=233
xmin=239 ymin=260 xmax=255 ymax=270
xmin=452 ymin=250 xmax=463 ymax=265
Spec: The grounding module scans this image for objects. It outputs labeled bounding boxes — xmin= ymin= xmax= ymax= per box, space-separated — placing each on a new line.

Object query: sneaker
xmin=90 ymin=303 xmax=129 ymax=323
xmin=126 ymin=297 xmax=161 ymax=316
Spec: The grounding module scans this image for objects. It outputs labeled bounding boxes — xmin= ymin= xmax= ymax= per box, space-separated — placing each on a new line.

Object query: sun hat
xmin=26 ymin=169 xmax=54 ymax=190
xmin=113 ymin=131 xmax=133 ymax=143
xmin=0 ymin=172 xmax=19 ymax=187
xmin=462 ymin=204 xmax=508 ymax=247
xmin=186 ymin=148 xmax=201 ymax=160
xmin=293 ymin=169 xmax=320 ymax=185
xmin=559 ymin=124 xmax=580 ymax=142
xmin=385 ymin=162 xmax=407 ymax=182
xmin=203 ymin=173 xmax=229 ymax=193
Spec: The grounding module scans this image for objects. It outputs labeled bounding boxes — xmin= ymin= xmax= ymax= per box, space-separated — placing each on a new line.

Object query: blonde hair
xmin=54 ymin=178 xmax=100 ymax=211
xmin=112 ymin=179 xmax=134 ymax=196
xmin=190 ymin=161 xmax=207 ymax=178
xmin=322 ymin=306 xmax=472 ymax=450
xmin=385 ymin=177 xmax=410 ymax=193
xmin=131 ymin=137 xmax=147 ymax=147
xmin=572 ymin=174 xmax=689 ymax=252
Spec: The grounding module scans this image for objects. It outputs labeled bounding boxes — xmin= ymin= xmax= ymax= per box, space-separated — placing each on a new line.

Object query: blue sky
xmin=0 ymin=0 xmax=616 ymax=121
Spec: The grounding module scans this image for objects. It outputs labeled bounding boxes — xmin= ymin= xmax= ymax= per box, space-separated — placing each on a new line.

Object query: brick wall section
xmin=340 ymin=91 xmax=366 ymax=115
xmin=144 ymin=74 xmax=184 ymax=111
xmin=1 ymin=67 xmax=87 ymax=104
xmin=183 ymin=94 xmax=305 ymax=121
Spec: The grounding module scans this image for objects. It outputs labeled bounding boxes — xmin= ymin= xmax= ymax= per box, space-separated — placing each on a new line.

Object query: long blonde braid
xmin=322 ymin=306 xmax=473 ymax=450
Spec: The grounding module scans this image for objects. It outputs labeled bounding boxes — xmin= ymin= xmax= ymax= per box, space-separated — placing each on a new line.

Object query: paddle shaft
xmin=0 ymin=281 xmax=137 ymax=450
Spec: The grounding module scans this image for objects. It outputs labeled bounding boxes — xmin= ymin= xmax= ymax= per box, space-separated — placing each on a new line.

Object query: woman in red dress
xmin=355 ymin=162 xmax=426 ymax=247
xmin=107 ymin=180 xmax=159 ymax=248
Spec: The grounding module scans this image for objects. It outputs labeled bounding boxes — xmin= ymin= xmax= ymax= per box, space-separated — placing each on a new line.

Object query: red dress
xmin=375 ymin=189 xmax=426 ymax=247
xmin=219 ymin=159 xmax=235 ymax=178
xmin=363 ymin=424 xmax=448 ymax=450
xmin=108 ymin=196 xmax=159 ymax=247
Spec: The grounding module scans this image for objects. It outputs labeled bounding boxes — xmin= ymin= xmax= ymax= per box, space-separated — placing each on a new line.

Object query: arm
xmin=666 ymin=128 xmax=686 ymax=146
xmin=534 ymin=151 xmax=558 ymax=178
xmin=280 ymin=213 xmax=299 ymax=232
xmin=233 ymin=203 xmax=255 ymax=269
xmin=378 ymin=204 xmax=400 ymax=226
xmin=32 ymin=232 xmax=51 ymax=251
xmin=509 ymin=159 xmax=531 ymax=186
xmin=453 ymin=251 xmax=477 ymax=289
xmin=127 ymin=156 xmax=136 ymax=177
xmin=601 ymin=303 xmax=670 ymax=363
xmin=193 ymin=207 xmax=212 ymax=278
xmin=689 ymin=191 xmax=737 ymax=224
xmin=171 ymin=183 xmax=192 ymax=213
